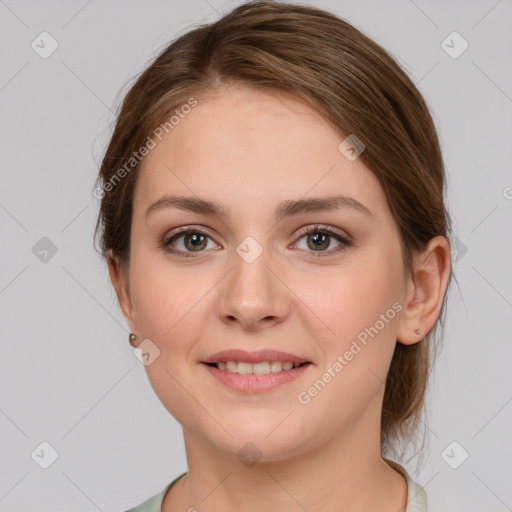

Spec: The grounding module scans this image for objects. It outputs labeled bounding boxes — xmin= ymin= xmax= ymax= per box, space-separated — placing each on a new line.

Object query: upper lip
xmin=203 ymin=349 xmax=310 ymax=364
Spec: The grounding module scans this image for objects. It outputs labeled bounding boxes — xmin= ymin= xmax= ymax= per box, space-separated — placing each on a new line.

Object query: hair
xmin=94 ymin=0 xmax=454 ymax=461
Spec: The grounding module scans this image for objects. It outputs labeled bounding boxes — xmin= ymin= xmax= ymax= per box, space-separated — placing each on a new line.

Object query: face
xmin=117 ymin=85 xmax=413 ymax=461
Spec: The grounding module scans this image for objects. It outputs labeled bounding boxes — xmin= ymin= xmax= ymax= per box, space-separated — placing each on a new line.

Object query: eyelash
xmin=160 ymin=224 xmax=352 ymax=259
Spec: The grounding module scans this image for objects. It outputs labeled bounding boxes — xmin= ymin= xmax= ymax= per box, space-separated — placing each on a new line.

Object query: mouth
xmin=202 ymin=348 xmax=312 ymax=375
xmin=201 ymin=349 xmax=312 ymax=392
xmin=201 ymin=360 xmax=312 ymax=393
xmin=200 ymin=349 xmax=313 ymax=393
xmin=203 ymin=360 xmax=311 ymax=374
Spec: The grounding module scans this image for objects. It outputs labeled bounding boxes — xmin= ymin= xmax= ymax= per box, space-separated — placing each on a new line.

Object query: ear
xmin=397 ymin=235 xmax=452 ymax=345
xmin=107 ymin=250 xmax=141 ymax=347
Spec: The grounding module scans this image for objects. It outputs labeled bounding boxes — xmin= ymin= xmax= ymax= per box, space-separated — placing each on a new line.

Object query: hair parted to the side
xmin=94 ymin=0 xmax=454 ymax=461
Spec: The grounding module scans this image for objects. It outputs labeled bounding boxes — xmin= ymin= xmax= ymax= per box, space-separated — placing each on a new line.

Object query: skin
xmin=109 ymin=84 xmax=451 ymax=512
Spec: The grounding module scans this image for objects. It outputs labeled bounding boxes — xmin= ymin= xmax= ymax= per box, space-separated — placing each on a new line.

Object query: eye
xmin=160 ymin=224 xmax=352 ymax=259
xmin=161 ymin=226 xmax=219 ymax=258
xmin=292 ymin=224 xmax=352 ymax=257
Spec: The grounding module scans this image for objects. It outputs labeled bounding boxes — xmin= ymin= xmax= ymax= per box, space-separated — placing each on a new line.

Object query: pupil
xmin=309 ymin=233 xmax=328 ymax=250
xmin=187 ymin=233 xmax=206 ymax=250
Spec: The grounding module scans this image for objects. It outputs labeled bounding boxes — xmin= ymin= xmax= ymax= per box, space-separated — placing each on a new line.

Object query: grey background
xmin=0 ymin=0 xmax=511 ymax=510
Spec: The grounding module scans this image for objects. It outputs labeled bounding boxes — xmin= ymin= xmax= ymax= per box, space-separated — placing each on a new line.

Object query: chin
xmin=201 ymin=422 xmax=310 ymax=464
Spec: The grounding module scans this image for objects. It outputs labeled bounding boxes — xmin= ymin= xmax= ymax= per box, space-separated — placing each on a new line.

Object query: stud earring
xmin=415 ymin=329 xmax=422 ymax=335
xmin=129 ymin=333 xmax=138 ymax=347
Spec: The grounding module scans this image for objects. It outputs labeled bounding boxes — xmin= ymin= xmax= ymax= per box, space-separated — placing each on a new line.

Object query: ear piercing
xmin=129 ymin=333 xmax=138 ymax=347
xmin=415 ymin=329 xmax=421 ymax=335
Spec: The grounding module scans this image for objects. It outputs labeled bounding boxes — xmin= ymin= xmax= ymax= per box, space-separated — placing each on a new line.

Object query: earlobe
xmin=107 ymin=250 xmax=137 ymax=333
xmin=396 ymin=236 xmax=451 ymax=346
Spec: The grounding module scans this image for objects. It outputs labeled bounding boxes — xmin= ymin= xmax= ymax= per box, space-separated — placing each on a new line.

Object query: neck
xmin=163 ymin=400 xmax=408 ymax=512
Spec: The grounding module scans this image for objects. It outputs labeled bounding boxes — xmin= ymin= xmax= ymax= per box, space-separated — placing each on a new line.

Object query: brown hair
xmin=94 ymin=0 xmax=454 ymax=460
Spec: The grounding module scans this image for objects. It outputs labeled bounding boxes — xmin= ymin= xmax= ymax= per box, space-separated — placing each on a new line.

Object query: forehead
xmin=134 ymin=86 xmax=388 ymax=223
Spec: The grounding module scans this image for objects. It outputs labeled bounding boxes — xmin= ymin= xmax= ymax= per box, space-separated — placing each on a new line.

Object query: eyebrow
xmin=145 ymin=194 xmax=372 ymax=222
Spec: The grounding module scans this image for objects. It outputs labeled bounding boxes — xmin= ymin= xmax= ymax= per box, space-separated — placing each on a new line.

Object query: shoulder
xmin=384 ymin=458 xmax=427 ymax=512
xmin=124 ymin=473 xmax=187 ymax=512
xmin=384 ymin=458 xmax=454 ymax=512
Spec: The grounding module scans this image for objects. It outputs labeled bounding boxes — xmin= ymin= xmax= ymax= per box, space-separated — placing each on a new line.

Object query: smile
xmin=202 ymin=361 xmax=312 ymax=393
xmin=207 ymin=360 xmax=306 ymax=374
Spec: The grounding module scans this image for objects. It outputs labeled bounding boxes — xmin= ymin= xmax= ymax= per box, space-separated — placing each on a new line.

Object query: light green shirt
xmin=125 ymin=460 xmax=427 ymax=512
xmin=124 ymin=472 xmax=186 ymax=512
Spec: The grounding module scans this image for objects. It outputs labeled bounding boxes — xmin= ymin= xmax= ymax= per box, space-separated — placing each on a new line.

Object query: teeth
xmin=253 ymin=362 xmax=270 ymax=374
xmin=270 ymin=361 xmax=283 ymax=372
xmin=214 ymin=361 xmax=303 ymax=374
xmin=237 ymin=362 xmax=252 ymax=375
xmin=226 ymin=361 xmax=238 ymax=372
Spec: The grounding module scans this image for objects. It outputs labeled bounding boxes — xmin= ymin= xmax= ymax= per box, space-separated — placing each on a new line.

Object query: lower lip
xmin=202 ymin=363 xmax=312 ymax=393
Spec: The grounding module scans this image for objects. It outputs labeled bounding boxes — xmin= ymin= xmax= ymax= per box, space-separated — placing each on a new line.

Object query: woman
xmin=94 ymin=2 xmax=453 ymax=510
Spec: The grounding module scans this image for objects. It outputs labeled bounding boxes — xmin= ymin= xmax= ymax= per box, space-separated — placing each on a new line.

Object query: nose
xmin=217 ymin=244 xmax=290 ymax=331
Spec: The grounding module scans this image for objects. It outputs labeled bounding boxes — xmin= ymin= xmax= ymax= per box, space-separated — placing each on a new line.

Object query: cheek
xmin=303 ymin=261 xmax=400 ymax=336
xmin=292 ymin=269 xmax=402 ymax=431
xmin=293 ymin=256 xmax=403 ymax=391
xmin=128 ymin=253 xmax=210 ymax=423
xmin=129 ymin=247 xmax=202 ymax=338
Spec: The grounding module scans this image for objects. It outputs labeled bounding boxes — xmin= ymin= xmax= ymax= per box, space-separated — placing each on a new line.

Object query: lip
xmin=202 ymin=349 xmax=310 ymax=365
xmin=202 ymin=361 xmax=312 ymax=393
